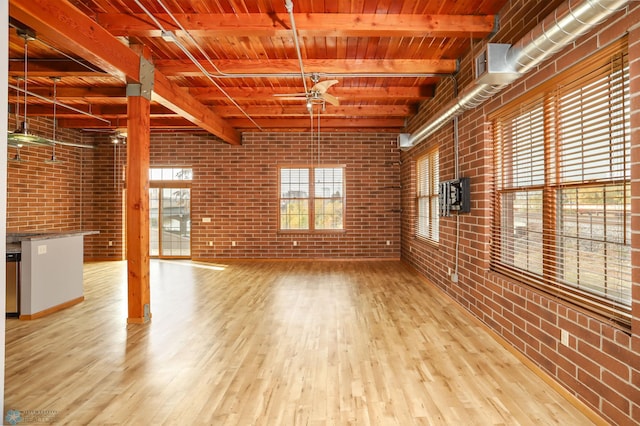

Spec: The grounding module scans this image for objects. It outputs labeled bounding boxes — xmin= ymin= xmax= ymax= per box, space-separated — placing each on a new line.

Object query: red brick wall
xmin=401 ymin=1 xmax=640 ymax=424
xmin=7 ymin=115 xmax=84 ymax=232
xmin=82 ymin=131 xmax=401 ymax=260
xmin=7 ymin=126 xmax=400 ymax=261
xmin=82 ymin=136 xmax=126 ymax=260
xmin=6 ymin=115 xmax=106 ymax=257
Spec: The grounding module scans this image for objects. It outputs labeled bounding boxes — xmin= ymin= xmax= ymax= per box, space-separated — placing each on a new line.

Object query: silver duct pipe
xmin=407 ymin=0 xmax=630 ymax=148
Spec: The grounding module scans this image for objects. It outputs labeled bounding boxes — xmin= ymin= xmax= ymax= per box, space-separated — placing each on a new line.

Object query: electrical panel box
xmin=439 ymin=177 xmax=470 ymax=216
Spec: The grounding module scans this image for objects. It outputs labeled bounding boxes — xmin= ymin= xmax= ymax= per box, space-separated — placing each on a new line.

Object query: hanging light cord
xmin=14 ymin=78 xmax=21 ymax=126
xmin=317 ymin=105 xmax=321 ymax=165
xmin=309 ymin=105 xmax=314 ymax=163
xmin=52 ymin=77 xmax=58 ymax=158
xmin=23 ymin=37 xmax=28 ymax=125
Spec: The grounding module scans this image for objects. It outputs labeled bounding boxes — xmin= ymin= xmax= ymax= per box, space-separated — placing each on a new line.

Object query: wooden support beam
xmin=59 ymin=117 xmax=202 ymax=129
xmin=18 ymin=86 xmax=127 ymax=100
xmin=227 ymin=117 xmax=405 ymax=129
xmin=9 ymin=59 xmax=108 ymax=77
xmin=40 ymin=104 xmax=413 ymax=119
xmin=97 ymin=13 xmax=496 ymax=38
xmin=125 ymin=91 xmax=151 ymax=324
xmin=212 ymin=104 xmax=415 ymax=117
xmin=155 ymin=58 xmax=457 ymax=76
xmin=188 ymin=85 xmax=435 ymax=101
xmin=14 ymin=82 xmax=435 ymax=104
xmin=9 ymin=0 xmax=241 ymax=145
xmin=16 ymin=104 xmax=175 ymax=118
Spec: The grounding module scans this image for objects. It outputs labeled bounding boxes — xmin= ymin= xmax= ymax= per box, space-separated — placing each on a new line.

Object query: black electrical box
xmin=439 ymin=177 xmax=470 ymax=216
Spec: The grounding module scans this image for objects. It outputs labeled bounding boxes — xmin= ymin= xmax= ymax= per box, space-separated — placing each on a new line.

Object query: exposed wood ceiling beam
xmin=59 ymin=117 xmax=207 ymax=129
xmin=19 ymin=103 xmax=411 ymax=118
xmin=189 ymin=86 xmax=435 ymax=101
xmin=59 ymin=117 xmax=405 ymax=130
xmin=212 ymin=105 xmax=415 ymax=117
xmin=9 ymin=0 xmax=241 ymax=145
xmin=155 ymin=58 xmax=457 ymax=76
xmin=9 ymin=60 xmax=107 ymax=77
xmin=13 ymin=86 xmax=126 ymax=99
xmin=226 ymin=118 xmax=405 ymax=129
xmin=11 ymin=104 xmax=176 ymax=118
xmin=17 ymin=85 xmax=434 ymax=102
xmin=96 ymin=13 xmax=496 ymax=38
xmin=9 ymin=58 xmax=445 ymax=82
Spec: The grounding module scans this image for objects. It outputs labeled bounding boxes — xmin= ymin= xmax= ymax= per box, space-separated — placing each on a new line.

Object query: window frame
xmin=278 ymin=165 xmax=346 ymax=233
xmin=490 ymin=38 xmax=631 ymax=326
xmin=416 ymin=148 xmax=439 ymax=243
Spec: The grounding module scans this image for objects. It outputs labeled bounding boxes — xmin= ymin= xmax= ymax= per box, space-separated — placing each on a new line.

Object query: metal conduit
xmin=407 ymin=0 xmax=630 ymax=148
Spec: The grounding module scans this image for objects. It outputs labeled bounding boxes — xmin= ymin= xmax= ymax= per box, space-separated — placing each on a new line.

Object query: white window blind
xmin=491 ymin=38 xmax=630 ymax=326
xmin=416 ymin=149 xmax=439 ymax=242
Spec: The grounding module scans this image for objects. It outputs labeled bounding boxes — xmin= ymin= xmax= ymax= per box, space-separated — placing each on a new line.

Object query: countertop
xmin=6 ymin=231 xmax=99 ymax=254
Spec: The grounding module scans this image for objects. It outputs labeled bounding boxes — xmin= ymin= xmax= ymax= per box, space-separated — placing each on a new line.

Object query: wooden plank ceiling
xmin=8 ymin=0 xmax=508 ymax=144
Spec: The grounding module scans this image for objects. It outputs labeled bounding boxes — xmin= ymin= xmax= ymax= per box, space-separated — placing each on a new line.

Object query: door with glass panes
xmin=149 ymin=168 xmax=192 ymax=258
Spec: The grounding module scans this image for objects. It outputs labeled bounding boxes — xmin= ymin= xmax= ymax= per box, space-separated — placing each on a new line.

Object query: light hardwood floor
xmin=5 ymin=260 xmax=595 ymax=425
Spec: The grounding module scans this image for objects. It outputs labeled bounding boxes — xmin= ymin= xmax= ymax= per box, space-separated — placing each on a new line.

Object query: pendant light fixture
xmin=45 ymin=77 xmax=62 ymax=164
xmin=8 ymin=28 xmax=55 ymax=147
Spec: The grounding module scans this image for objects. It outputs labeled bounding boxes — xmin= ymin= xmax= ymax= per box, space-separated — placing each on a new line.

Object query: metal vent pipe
xmin=407 ymin=0 xmax=630 ymax=148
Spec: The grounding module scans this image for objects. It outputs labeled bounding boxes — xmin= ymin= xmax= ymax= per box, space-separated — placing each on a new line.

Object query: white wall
xmin=1 ymin=0 xmax=9 ymax=418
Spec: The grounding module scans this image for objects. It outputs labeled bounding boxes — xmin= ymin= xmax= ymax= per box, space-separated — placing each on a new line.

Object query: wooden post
xmin=126 ymin=93 xmax=151 ymax=323
xmin=125 ymin=50 xmax=153 ymax=324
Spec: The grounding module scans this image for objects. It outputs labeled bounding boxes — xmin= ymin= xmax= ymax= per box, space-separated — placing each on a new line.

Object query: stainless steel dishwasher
xmin=6 ymin=252 xmax=20 ymax=318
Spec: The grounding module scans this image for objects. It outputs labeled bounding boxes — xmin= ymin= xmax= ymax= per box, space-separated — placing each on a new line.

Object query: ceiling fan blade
xmin=275 ymin=96 xmax=311 ymax=101
xmin=273 ymin=93 xmax=307 ymax=98
xmin=321 ymin=92 xmax=339 ymax=106
xmin=312 ymin=79 xmax=339 ymax=94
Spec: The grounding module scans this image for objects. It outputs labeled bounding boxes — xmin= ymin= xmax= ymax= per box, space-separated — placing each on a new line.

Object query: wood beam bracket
xmin=126 ymin=56 xmax=155 ymax=100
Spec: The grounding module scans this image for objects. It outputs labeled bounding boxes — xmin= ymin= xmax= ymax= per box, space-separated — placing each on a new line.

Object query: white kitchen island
xmin=8 ymin=231 xmax=98 ymax=320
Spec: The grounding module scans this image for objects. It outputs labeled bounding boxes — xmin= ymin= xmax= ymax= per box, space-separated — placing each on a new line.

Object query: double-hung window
xmin=416 ymin=149 xmax=439 ymax=242
xmin=279 ymin=166 xmax=345 ymax=231
xmin=491 ymin=38 xmax=631 ymax=325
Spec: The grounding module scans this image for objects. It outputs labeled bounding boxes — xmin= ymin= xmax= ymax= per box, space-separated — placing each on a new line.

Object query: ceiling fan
xmin=274 ymin=74 xmax=340 ymax=110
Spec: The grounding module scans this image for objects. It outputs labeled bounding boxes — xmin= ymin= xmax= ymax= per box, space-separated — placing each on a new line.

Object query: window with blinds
xmin=491 ymin=38 xmax=631 ymax=326
xmin=416 ymin=148 xmax=439 ymax=242
xmin=279 ymin=166 xmax=345 ymax=231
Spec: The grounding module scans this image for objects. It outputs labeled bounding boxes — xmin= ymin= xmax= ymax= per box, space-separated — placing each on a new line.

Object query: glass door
xmin=149 ymin=187 xmax=191 ymax=258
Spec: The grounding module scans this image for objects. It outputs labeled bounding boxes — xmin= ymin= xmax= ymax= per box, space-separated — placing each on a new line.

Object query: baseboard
xmin=192 ymin=257 xmax=401 ymax=263
xmin=20 ymin=296 xmax=85 ymax=320
xmin=84 ymin=257 xmax=125 ymax=262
